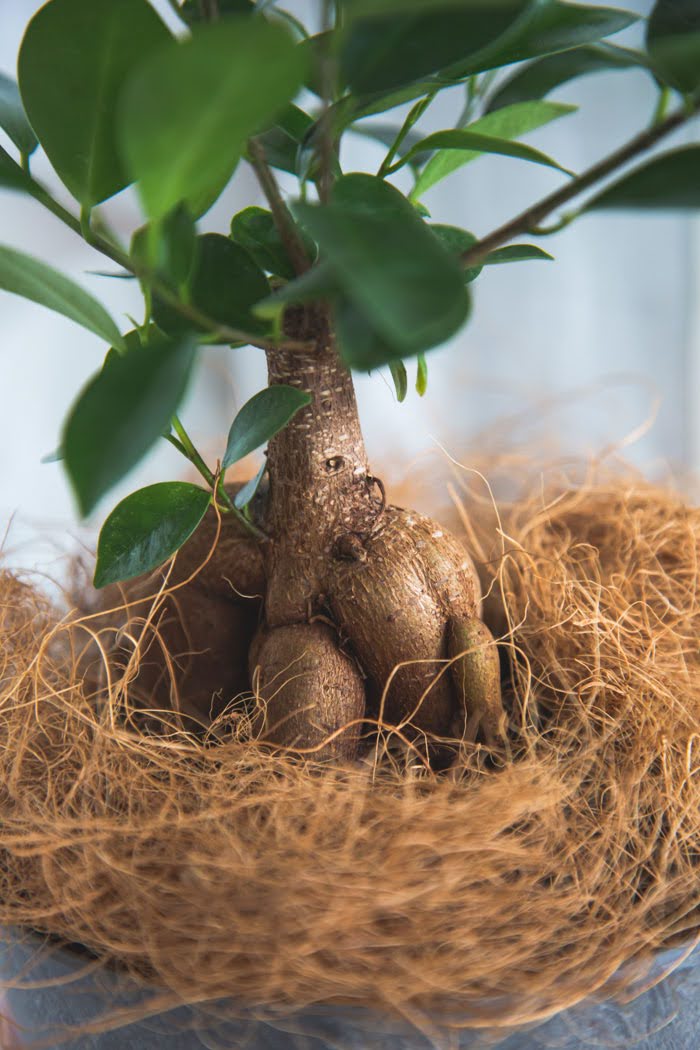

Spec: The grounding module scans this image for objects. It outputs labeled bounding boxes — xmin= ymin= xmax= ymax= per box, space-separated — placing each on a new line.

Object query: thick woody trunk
xmin=262 ymin=306 xmax=382 ymax=626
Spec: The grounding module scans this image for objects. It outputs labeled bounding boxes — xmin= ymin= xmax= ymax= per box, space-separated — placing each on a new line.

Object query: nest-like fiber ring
xmin=0 ymin=459 xmax=698 ymax=1042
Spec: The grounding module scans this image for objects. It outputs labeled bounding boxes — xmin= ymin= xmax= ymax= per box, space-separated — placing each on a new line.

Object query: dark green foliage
xmin=18 ymin=0 xmax=172 ymax=206
xmin=584 ymin=146 xmax=700 ymax=210
xmin=223 ymin=386 xmax=312 ymax=469
xmin=231 ymin=207 xmax=315 ymax=279
xmin=0 ymin=73 xmax=37 ymax=156
xmin=296 ymin=175 xmax=470 ymax=367
xmin=647 ymin=0 xmax=700 ymax=94
xmin=152 ymin=234 xmax=270 ymax=339
xmin=64 ymin=332 xmax=197 ymax=516
xmin=94 ymin=482 xmax=211 ymax=587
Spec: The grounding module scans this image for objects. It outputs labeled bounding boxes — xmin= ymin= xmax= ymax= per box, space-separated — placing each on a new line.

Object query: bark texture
xmin=98 ymin=308 xmax=505 ymax=762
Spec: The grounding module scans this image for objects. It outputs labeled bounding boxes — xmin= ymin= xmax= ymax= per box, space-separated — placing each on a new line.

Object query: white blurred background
xmin=1 ymin=0 xmax=699 ymax=570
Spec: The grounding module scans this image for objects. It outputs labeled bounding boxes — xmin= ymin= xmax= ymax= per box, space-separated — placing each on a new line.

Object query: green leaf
xmin=486 ymin=43 xmax=648 ymax=111
xmin=397 ymin=127 xmax=573 ymax=187
xmin=0 ymin=72 xmax=38 ymax=156
xmin=442 ymin=1 xmax=638 ymax=81
xmin=223 ymin=385 xmax=311 ymax=469
xmin=416 ymin=352 xmax=428 ymax=396
xmin=583 ymin=146 xmax=700 ymax=211
xmin=340 ymin=1 xmax=636 ymax=96
xmin=389 ymin=360 xmax=408 ymax=402
xmin=333 ymin=299 xmax=400 ymax=370
xmin=0 ymin=244 xmax=124 ymax=348
xmin=18 ymin=0 xmax=171 ymax=207
xmin=429 ymin=224 xmax=483 ymax=283
xmin=132 ymin=205 xmax=197 ymax=291
xmin=231 ymin=206 xmax=314 ymax=279
xmin=251 ymin=104 xmax=314 ymax=176
xmin=94 ymin=481 xmax=211 ymax=588
xmin=295 ymin=175 xmax=470 ymax=362
xmin=234 ymin=462 xmax=267 ymax=511
xmin=253 ymin=261 xmax=339 ymax=321
xmin=647 ymin=0 xmax=700 ymax=94
xmin=152 ymin=233 xmax=270 ymax=339
xmin=411 ymin=100 xmax=574 ymax=199
xmin=485 ymin=244 xmax=554 ymax=263
xmin=119 ymin=19 xmax=306 ymax=220
xmin=340 ymin=2 xmax=528 ymax=95
xmin=64 ymin=333 xmax=197 ymax=516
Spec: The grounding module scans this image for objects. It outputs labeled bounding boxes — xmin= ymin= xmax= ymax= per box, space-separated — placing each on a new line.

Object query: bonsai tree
xmin=1 ymin=0 xmax=699 ymax=762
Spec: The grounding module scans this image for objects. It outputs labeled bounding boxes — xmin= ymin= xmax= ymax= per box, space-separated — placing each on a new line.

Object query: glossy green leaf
xmin=389 ymin=360 xmax=408 ymax=402
xmin=252 ymin=104 xmax=314 ymax=176
xmin=647 ymin=0 xmax=700 ymax=94
xmin=231 ymin=206 xmax=314 ymax=279
xmin=485 ymin=244 xmax=554 ymax=263
xmin=119 ymin=19 xmax=306 ymax=220
xmin=442 ymin=1 xmax=638 ymax=81
xmin=416 ymin=353 xmax=428 ymax=396
xmin=411 ymin=101 xmax=575 ymax=199
xmin=397 ymin=128 xmax=573 ymax=190
xmin=340 ymin=2 xmax=528 ymax=94
xmin=429 ymin=224 xmax=483 ymax=283
xmin=584 ymin=146 xmax=700 ymax=211
xmin=64 ymin=333 xmax=197 ymax=516
xmin=0 ymin=72 xmax=37 ymax=156
xmin=253 ymin=261 xmax=339 ymax=321
xmin=0 ymin=244 xmax=124 ymax=348
xmin=486 ymin=43 xmax=648 ymax=111
xmin=223 ymin=385 xmax=311 ymax=469
xmin=234 ymin=461 xmax=267 ymax=511
xmin=94 ymin=482 xmax=211 ymax=588
xmin=340 ymin=1 xmax=636 ymax=96
xmin=152 ymin=233 xmax=270 ymax=340
xmin=296 ymin=175 xmax=470 ymax=362
xmin=18 ymin=0 xmax=171 ymax=207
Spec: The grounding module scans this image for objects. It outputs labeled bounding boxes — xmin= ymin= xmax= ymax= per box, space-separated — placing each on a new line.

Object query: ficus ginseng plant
xmin=1 ymin=0 xmax=699 ymax=763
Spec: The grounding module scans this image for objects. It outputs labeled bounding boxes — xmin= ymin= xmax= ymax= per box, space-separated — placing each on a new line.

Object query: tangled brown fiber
xmin=1 ymin=460 xmax=699 ymax=1042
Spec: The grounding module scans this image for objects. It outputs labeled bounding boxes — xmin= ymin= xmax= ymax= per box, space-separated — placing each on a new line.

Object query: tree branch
xmin=248 ymin=137 xmax=311 ymax=276
xmin=461 ymin=96 xmax=700 ymax=270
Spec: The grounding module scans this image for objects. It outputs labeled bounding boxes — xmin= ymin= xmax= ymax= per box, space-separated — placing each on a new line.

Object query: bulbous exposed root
xmin=90 ymin=486 xmax=265 ymax=727
xmin=250 ymin=622 xmax=365 ymax=761
xmin=92 ymin=489 xmax=505 ymax=762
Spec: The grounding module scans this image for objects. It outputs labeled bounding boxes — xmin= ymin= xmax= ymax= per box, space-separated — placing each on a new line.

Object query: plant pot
xmin=2 ymin=926 xmax=700 ymax=1049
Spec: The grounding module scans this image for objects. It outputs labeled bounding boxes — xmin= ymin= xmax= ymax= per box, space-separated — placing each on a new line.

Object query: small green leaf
xmin=397 ymin=128 xmax=573 ymax=188
xmin=223 ymin=385 xmax=311 ymax=470
xmin=389 ymin=360 xmax=408 ymax=402
xmin=485 ymin=244 xmax=554 ymax=263
xmin=429 ymin=224 xmax=483 ymax=283
xmin=251 ymin=104 xmax=315 ymax=176
xmin=94 ymin=482 xmax=211 ymax=588
xmin=296 ymin=175 xmax=470 ymax=361
xmin=416 ymin=353 xmax=428 ymax=396
xmin=132 ymin=205 xmax=197 ymax=291
xmin=234 ymin=461 xmax=267 ymax=510
xmin=64 ymin=333 xmax=197 ymax=516
xmin=0 ymin=72 xmax=38 ymax=156
xmin=647 ymin=0 xmax=700 ymax=94
xmin=119 ymin=19 xmax=306 ymax=220
xmin=231 ymin=206 xmax=314 ymax=279
xmin=152 ymin=233 xmax=270 ymax=339
xmin=18 ymin=0 xmax=172 ymax=207
xmin=0 ymin=244 xmax=125 ymax=348
xmin=411 ymin=101 xmax=575 ymax=199
xmin=486 ymin=43 xmax=648 ymax=111
xmin=584 ymin=146 xmax=700 ymax=211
